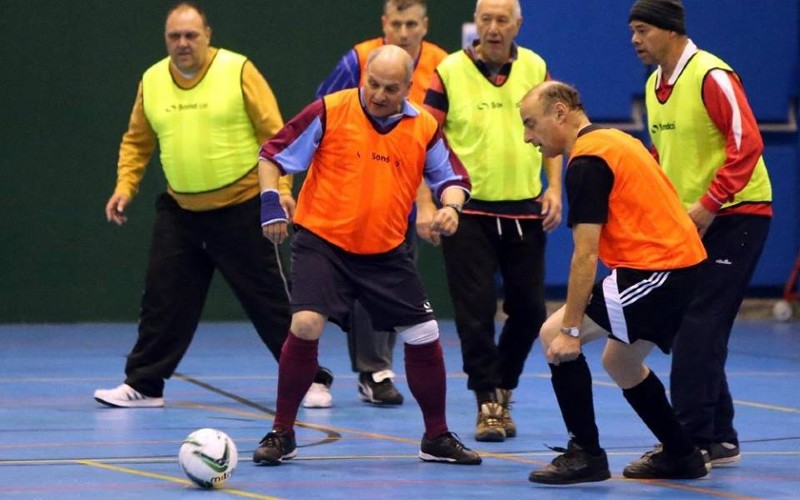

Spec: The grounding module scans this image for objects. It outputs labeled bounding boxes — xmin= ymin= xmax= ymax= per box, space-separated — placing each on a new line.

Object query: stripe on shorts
xmin=620 ymin=271 xmax=669 ymax=306
xmin=602 ymin=269 xmax=671 ymax=344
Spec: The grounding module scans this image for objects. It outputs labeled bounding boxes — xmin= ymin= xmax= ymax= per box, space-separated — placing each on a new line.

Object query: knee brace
xmin=397 ymin=319 xmax=439 ymax=345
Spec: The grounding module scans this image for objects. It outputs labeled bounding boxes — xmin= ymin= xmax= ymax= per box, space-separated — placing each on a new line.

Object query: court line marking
xmin=76 ymin=460 xmax=282 ymax=500
xmin=172 ymin=379 xmax=781 ymax=498
xmin=0 ymin=402 xmax=791 ymax=498
xmin=526 ymin=374 xmax=800 ymax=414
xmin=617 ymin=477 xmax=760 ymax=499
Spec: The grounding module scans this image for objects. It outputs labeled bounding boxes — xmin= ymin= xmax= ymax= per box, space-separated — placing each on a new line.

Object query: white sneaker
xmin=94 ymin=384 xmax=164 ymax=408
xmin=302 ymin=382 xmax=333 ymax=408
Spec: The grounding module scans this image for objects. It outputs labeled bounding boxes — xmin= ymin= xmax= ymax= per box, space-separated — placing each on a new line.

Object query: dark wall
xmin=0 ymin=1 xmax=473 ymax=322
xmin=2 ymin=1 xmax=797 ymax=322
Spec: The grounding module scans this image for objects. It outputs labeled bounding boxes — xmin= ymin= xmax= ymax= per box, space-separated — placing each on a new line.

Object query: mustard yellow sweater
xmin=115 ymin=47 xmax=291 ymax=211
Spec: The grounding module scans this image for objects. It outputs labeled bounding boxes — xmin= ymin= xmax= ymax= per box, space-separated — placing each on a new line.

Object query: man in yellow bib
xmin=94 ymin=2 xmax=330 ymax=408
xmin=424 ymin=0 xmax=562 ymax=442
xmin=629 ymin=0 xmax=772 ymax=467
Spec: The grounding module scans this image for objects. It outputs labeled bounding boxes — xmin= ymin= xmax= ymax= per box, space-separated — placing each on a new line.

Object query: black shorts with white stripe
xmin=585 ymin=264 xmax=701 ymax=353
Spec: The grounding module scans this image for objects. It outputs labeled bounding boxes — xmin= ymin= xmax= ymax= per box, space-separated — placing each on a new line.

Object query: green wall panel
xmin=0 ymin=1 xmax=474 ymax=322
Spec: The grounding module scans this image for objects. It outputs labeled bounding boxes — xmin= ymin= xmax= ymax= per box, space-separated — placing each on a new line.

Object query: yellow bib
xmin=437 ymin=48 xmax=547 ymax=201
xmin=142 ymin=49 xmax=259 ymax=193
xmin=646 ymin=51 xmax=771 ymax=209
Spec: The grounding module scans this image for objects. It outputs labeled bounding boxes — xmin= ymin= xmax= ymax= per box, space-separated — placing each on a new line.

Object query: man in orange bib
xmin=252 ymin=45 xmax=480 ymax=467
xmin=521 ymin=81 xmax=709 ymax=484
xmin=311 ymin=0 xmax=450 ymax=409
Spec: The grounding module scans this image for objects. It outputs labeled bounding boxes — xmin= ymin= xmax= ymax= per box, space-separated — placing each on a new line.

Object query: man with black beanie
xmin=628 ymin=0 xmax=772 ymax=469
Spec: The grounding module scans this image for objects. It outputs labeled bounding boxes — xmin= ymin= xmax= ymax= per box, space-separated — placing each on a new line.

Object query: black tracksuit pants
xmin=124 ymin=194 xmax=290 ymax=397
xmin=441 ymin=214 xmax=547 ymax=393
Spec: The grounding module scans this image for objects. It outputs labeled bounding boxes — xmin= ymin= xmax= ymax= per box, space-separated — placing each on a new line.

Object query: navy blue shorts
xmin=289 ymin=228 xmax=435 ymax=332
xmin=585 ymin=265 xmax=700 ymax=353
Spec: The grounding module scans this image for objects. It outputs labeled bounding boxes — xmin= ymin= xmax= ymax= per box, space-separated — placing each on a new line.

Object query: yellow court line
xmin=176 ymin=402 xmax=552 ymax=466
xmin=75 ymin=398 xmax=791 ymax=499
xmin=177 ymin=391 xmax=797 ymax=499
xmin=77 ymin=460 xmax=282 ymax=500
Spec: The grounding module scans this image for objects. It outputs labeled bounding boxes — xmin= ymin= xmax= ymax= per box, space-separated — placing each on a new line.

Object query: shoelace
xmin=545 ymin=444 xmax=591 ymax=468
xmin=546 ymin=444 xmax=568 ymax=454
xmin=438 ymin=431 xmax=465 ymax=450
xmin=260 ymin=432 xmax=285 ymax=448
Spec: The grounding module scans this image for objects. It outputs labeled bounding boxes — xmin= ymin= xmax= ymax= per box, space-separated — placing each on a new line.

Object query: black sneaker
xmin=419 ymin=431 xmax=482 ymax=465
xmin=253 ymin=429 xmax=297 ymax=466
xmin=358 ymin=370 xmax=404 ymax=405
xmin=314 ymin=366 xmax=335 ymax=387
xmin=528 ymin=440 xmax=611 ymax=485
xmin=623 ymin=447 xmax=709 ymax=479
xmin=705 ymin=442 xmax=741 ymax=467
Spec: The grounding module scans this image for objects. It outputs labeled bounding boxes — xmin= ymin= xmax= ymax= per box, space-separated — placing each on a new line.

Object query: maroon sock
xmin=273 ymin=333 xmax=318 ymax=433
xmin=405 ymin=340 xmax=448 ymax=439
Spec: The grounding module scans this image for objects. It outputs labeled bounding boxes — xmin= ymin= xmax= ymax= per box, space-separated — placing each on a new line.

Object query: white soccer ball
xmin=178 ymin=428 xmax=238 ymax=488
xmin=773 ymin=300 xmax=793 ymax=322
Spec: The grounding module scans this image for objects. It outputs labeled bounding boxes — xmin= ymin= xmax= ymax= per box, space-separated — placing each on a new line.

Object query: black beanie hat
xmin=629 ymin=0 xmax=686 ymax=34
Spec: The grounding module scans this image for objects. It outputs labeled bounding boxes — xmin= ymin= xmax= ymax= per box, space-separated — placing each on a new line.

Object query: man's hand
xmin=687 ymin=201 xmax=715 ymax=237
xmin=430 ymin=205 xmax=459 ymax=238
xmin=540 ymin=186 xmax=563 ymax=233
xmin=280 ymin=193 xmax=297 ymax=222
xmin=416 ymin=201 xmax=441 ymax=246
xmin=546 ymin=333 xmax=581 ymax=366
xmin=105 ymin=193 xmax=130 ymax=226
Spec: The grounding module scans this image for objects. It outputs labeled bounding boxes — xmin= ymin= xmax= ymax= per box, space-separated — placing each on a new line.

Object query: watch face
xmin=561 ymin=327 xmax=579 ymax=337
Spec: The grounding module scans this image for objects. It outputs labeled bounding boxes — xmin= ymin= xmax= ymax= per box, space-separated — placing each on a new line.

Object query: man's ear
xmin=555 ymin=102 xmax=566 ymax=121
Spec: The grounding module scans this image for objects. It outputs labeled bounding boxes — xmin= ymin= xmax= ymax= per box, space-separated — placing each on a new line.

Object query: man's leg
xmin=496 ymin=219 xmax=547 ymax=437
xmin=441 ymin=215 xmax=505 ymax=441
xmin=95 ymin=194 xmax=213 ymax=407
xmin=401 ymin=320 xmax=481 ymax=465
xmin=497 ymin=218 xmax=546 ymax=389
xmin=602 ymin=339 xmax=707 ymax=480
xmin=253 ymin=311 xmax=325 ymax=466
xmin=209 ymin=196 xmax=290 ymax=361
xmin=671 ymin=216 xmax=769 ymax=453
xmin=347 ymin=224 xmax=420 ymax=404
xmin=528 ymin=306 xmax=610 ymax=484
xmin=347 ymin=300 xmax=402 ymax=404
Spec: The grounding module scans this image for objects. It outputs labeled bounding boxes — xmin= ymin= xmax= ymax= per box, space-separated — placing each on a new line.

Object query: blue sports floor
xmin=1 ymin=317 xmax=798 ymax=499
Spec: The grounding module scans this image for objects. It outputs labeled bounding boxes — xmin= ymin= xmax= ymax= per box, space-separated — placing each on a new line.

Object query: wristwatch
xmin=560 ymin=326 xmax=580 ymax=338
xmin=444 ymin=203 xmax=463 ymax=214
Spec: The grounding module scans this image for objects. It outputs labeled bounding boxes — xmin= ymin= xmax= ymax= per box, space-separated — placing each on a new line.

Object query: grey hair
xmin=475 ymin=0 xmax=521 ymax=18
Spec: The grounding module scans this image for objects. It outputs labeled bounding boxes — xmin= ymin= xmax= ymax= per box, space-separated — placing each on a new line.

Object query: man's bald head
xmin=366 ymin=44 xmax=414 ymax=84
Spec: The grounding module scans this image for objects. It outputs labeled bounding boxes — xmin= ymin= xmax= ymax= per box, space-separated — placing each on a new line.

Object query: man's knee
xmin=397 ymin=320 xmax=439 ymax=345
xmin=290 ymin=311 xmax=326 ymax=340
xmin=538 ymin=315 xmax=561 ymax=352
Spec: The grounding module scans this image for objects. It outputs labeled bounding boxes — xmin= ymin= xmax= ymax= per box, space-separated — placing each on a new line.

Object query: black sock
xmin=622 ymin=370 xmax=695 ymax=457
xmin=475 ymin=389 xmax=495 ymax=409
xmin=549 ymin=354 xmax=601 ymax=454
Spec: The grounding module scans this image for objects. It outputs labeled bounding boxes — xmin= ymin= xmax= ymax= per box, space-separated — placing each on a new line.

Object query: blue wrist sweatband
xmin=259 ymin=189 xmax=288 ymax=226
